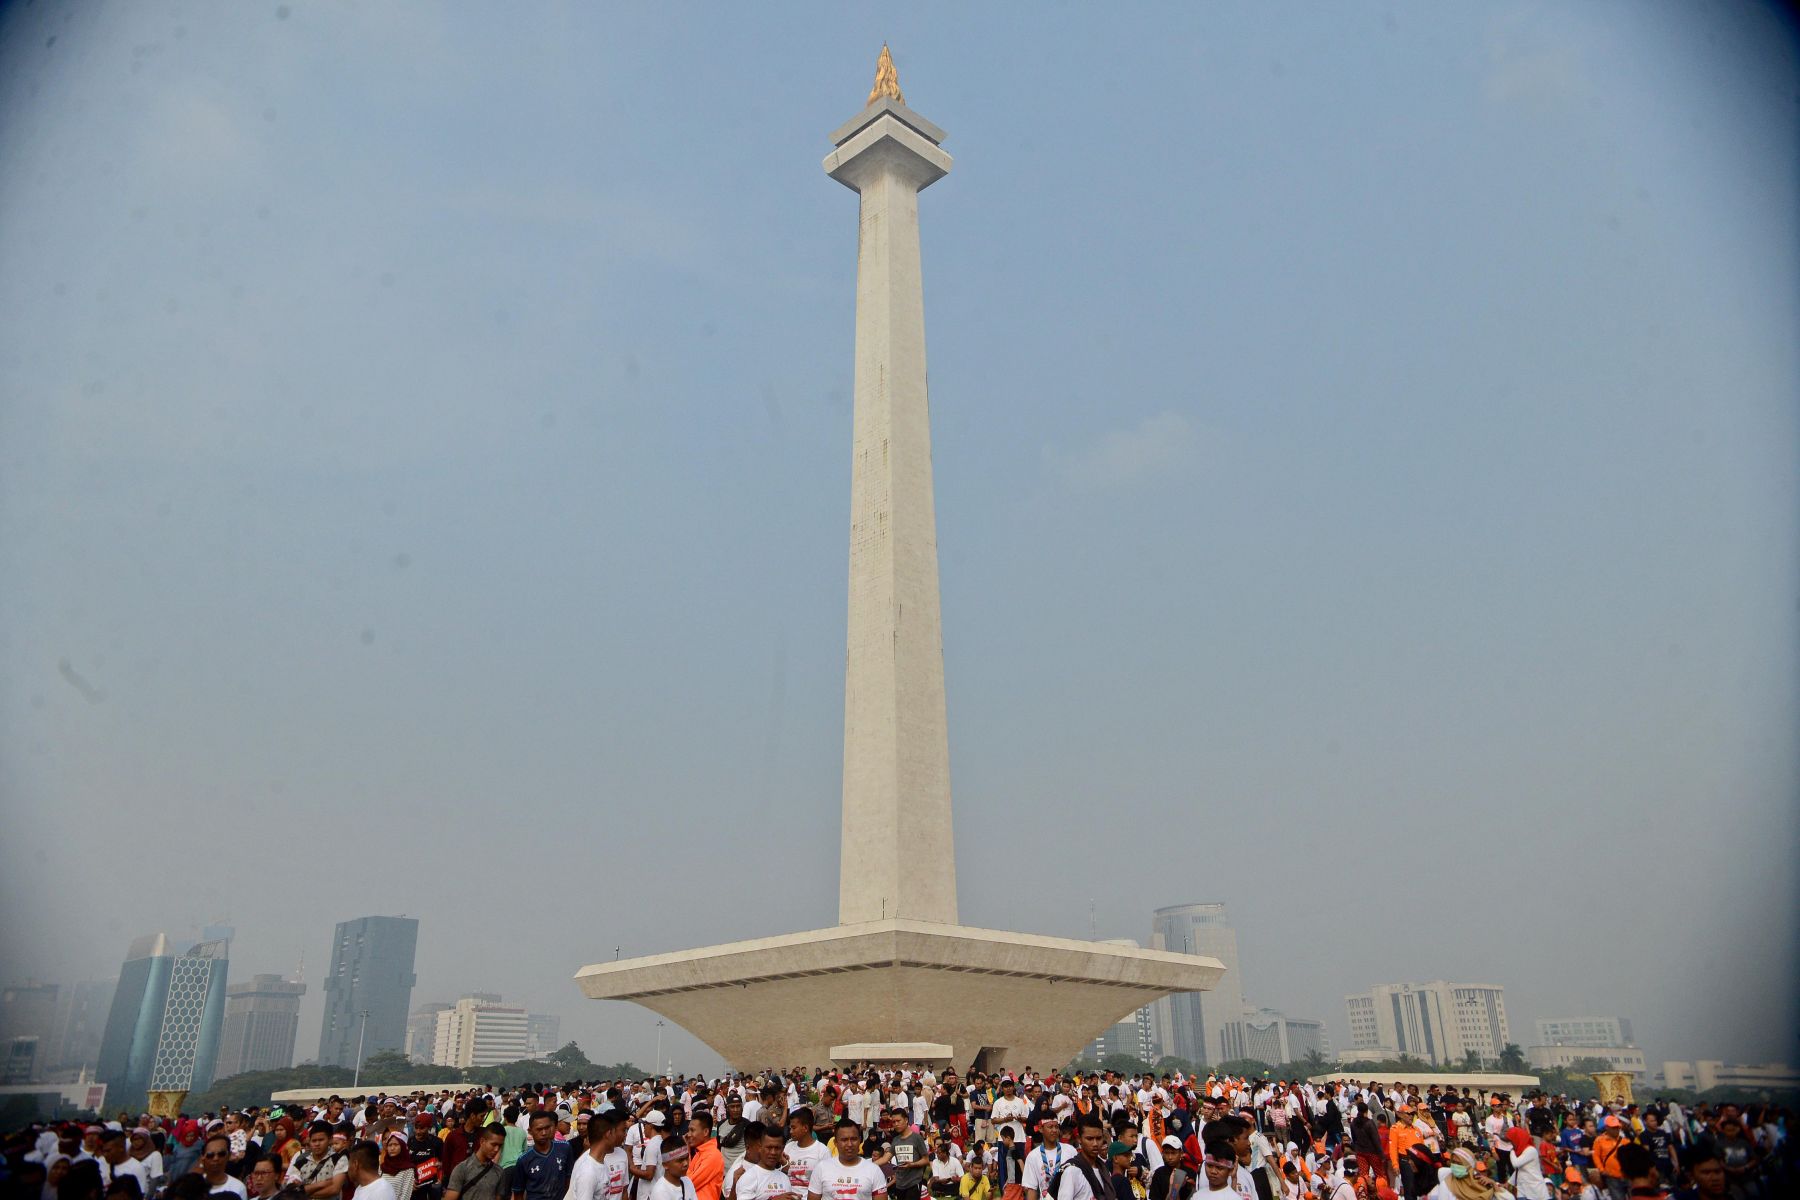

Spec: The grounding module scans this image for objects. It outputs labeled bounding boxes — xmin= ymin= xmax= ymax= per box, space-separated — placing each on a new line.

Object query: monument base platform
xmin=575 ymin=918 xmax=1224 ymax=1072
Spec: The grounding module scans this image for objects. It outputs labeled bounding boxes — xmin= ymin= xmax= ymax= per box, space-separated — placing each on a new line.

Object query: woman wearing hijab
xmin=127 ymin=1130 xmax=164 ymax=1193
xmin=381 ymin=1130 xmax=419 ymax=1200
xmin=1423 ymin=1149 xmax=1493 ymax=1200
xmin=1501 ymin=1129 xmax=1548 ymax=1200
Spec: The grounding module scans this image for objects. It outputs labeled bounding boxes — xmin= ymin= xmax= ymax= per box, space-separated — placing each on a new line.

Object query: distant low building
xmin=1527 ymin=1044 xmax=1646 ymax=1078
xmin=1535 ymin=1016 xmax=1634 ymax=1049
xmin=1662 ymin=1060 xmax=1800 ymax=1092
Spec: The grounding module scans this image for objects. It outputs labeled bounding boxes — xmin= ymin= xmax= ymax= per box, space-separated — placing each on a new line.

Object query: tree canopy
xmin=187 ymin=1043 xmax=647 ymax=1113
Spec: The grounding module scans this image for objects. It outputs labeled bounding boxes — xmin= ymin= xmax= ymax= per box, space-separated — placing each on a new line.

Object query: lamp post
xmin=352 ymin=1009 xmax=370 ymax=1087
xmin=654 ymin=1020 xmax=665 ymax=1079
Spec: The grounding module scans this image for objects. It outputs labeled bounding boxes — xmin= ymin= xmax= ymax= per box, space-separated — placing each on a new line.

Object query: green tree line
xmin=186 ymin=1043 xmax=647 ymax=1114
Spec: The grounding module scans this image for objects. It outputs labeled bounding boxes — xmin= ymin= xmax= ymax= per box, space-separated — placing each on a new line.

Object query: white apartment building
xmin=430 ymin=997 xmax=530 ymax=1068
xmin=1343 ymin=982 xmax=1509 ymax=1066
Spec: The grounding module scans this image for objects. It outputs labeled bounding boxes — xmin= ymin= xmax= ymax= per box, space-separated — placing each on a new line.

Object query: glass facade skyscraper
xmin=1151 ymin=903 xmax=1243 ymax=1067
xmin=96 ymin=934 xmax=230 ymax=1098
xmin=317 ymin=916 xmax=418 ymax=1068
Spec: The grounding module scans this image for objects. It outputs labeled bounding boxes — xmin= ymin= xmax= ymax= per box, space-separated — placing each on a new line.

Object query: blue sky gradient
xmin=2 ymin=2 xmax=1795 ymax=1074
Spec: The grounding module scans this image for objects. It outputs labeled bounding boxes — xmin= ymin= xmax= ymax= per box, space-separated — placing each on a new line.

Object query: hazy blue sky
xmin=2 ymin=2 xmax=1796 ymax=1078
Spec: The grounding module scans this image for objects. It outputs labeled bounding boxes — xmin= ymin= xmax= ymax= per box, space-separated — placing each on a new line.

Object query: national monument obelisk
xmin=576 ymin=48 xmax=1222 ymax=1072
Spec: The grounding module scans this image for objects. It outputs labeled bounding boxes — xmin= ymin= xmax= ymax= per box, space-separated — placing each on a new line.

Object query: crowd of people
xmin=2 ymin=1066 xmax=1790 ymax=1200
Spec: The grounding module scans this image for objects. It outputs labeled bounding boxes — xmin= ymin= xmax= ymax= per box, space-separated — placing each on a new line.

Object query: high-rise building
xmin=430 ymin=997 xmax=530 ymax=1068
xmin=1151 ymin=904 xmax=1244 ymax=1067
xmin=1534 ymin=1016 xmax=1635 ymax=1048
xmin=1226 ymin=1007 xmax=1327 ymax=1065
xmin=217 ymin=975 xmax=306 ymax=1077
xmin=1089 ymin=1007 xmax=1157 ymax=1063
xmin=1343 ymin=981 xmax=1509 ymax=1066
xmin=407 ymin=1004 xmax=451 ymax=1063
xmin=97 ymin=934 xmax=231 ymax=1097
xmin=50 ymin=980 xmax=116 ymax=1073
xmin=527 ymin=1014 xmax=562 ymax=1059
xmin=317 ymin=917 xmax=418 ymax=1068
xmin=0 ymin=982 xmax=60 ymax=1082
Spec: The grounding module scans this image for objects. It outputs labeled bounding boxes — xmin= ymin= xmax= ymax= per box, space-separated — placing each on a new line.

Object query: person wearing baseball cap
xmin=630 ymin=1109 xmax=668 ymax=1196
xmin=1146 ymin=1138 xmax=1186 ymax=1200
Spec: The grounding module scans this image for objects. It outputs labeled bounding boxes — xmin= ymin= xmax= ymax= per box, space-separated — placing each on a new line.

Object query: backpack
xmin=1048 ymin=1156 xmax=1110 ymax=1200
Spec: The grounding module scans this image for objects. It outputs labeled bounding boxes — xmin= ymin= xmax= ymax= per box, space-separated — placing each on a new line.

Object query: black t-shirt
xmin=1147 ymin=1165 xmax=1174 ymax=1200
xmin=1641 ymin=1129 xmax=1673 ymax=1162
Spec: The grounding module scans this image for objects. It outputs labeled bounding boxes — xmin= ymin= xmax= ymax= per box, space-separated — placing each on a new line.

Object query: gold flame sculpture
xmin=867 ymin=44 xmax=905 ymax=108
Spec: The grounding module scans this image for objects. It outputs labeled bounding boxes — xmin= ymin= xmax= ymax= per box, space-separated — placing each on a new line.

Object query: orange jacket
xmin=690 ymin=1139 xmax=725 ymax=1200
xmin=1592 ymin=1133 xmax=1623 ymax=1179
xmin=1388 ymin=1122 xmax=1422 ymax=1168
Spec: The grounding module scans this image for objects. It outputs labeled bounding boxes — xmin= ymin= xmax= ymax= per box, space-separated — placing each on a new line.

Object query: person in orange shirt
xmin=1590 ymin=1116 xmax=1625 ymax=1198
xmin=686 ymin=1112 xmax=725 ymax=1200
xmin=1387 ymin=1111 xmax=1423 ymax=1200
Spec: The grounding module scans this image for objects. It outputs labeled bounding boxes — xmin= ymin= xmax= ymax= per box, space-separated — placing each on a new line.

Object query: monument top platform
xmin=576 ymin=919 xmax=1223 ymax=1071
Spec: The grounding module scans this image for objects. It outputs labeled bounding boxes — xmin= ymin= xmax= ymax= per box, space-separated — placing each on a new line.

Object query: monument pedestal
xmin=577 ymin=919 xmax=1221 ymax=1071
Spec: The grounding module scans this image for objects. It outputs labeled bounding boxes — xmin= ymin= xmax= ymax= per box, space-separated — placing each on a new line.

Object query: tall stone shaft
xmin=824 ymin=92 xmax=956 ymax=926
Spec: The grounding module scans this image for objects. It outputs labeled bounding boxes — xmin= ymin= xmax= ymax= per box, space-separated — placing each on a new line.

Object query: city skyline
xmin=1 ymin=5 xmax=1794 ymax=1075
xmin=1 ymin=905 xmax=1679 ymax=1081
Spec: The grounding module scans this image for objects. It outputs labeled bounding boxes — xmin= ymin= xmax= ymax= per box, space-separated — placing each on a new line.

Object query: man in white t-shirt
xmin=731 ymin=1123 xmax=800 ymax=1200
xmin=808 ymin=1119 xmax=888 ymax=1200
xmin=1022 ymin=1118 xmax=1073 ymax=1200
xmin=783 ymin=1111 xmax=831 ymax=1195
xmin=348 ymin=1143 xmax=398 ymax=1200
xmin=926 ymin=1143 xmax=963 ymax=1200
xmin=991 ymin=1082 xmax=1030 ymax=1147
xmin=631 ymin=1112 xmax=668 ymax=1197
xmin=571 ymin=1112 xmax=628 ymax=1200
xmin=603 ymin=1114 xmax=636 ymax=1200
xmin=96 ymin=1131 xmax=153 ymax=1196
xmin=1050 ymin=1118 xmax=1110 ymax=1200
